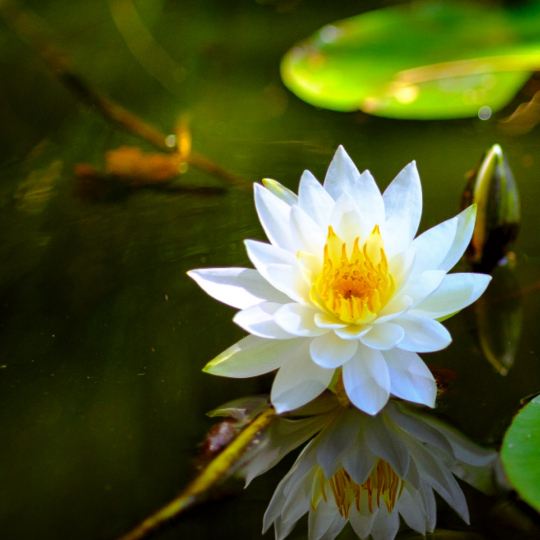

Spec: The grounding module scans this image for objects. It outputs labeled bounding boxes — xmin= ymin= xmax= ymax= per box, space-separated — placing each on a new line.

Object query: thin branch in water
xmin=115 ymin=407 xmax=276 ymax=540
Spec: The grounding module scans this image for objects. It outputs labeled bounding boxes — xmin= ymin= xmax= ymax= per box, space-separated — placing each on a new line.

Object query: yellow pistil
xmin=315 ymin=460 xmax=403 ymax=519
xmin=311 ymin=226 xmax=395 ymax=325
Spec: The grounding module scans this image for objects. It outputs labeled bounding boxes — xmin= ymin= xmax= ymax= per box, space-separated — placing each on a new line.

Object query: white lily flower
xmin=189 ymin=147 xmax=491 ymax=415
xmin=261 ymin=396 xmax=497 ymax=540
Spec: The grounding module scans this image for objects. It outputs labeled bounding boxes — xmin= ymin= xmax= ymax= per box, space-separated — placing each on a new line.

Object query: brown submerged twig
xmin=115 ymin=407 xmax=276 ymax=540
xmin=0 ymin=0 xmax=250 ymax=189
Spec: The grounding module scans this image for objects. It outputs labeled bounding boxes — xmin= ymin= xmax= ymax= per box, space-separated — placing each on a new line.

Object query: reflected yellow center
xmin=311 ymin=226 xmax=394 ymax=325
xmin=312 ymin=460 xmax=404 ymax=519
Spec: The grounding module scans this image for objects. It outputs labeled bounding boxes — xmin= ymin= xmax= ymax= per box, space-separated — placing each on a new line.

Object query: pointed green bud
xmin=461 ymin=144 xmax=520 ymax=272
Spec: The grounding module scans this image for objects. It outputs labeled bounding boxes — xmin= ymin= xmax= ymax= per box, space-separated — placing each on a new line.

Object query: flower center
xmin=312 ymin=460 xmax=404 ymax=519
xmin=311 ymin=225 xmax=394 ymax=325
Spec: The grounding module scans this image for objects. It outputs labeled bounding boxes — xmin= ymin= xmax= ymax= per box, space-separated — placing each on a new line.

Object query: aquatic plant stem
xmin=0 ymin=0 xmax=250 ymax=189
xmin=115 ymin=407 xmax=276 ymax=540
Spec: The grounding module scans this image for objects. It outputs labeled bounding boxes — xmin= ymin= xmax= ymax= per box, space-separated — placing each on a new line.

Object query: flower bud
xmin=461 ymin=144 xmax=520 ymax=272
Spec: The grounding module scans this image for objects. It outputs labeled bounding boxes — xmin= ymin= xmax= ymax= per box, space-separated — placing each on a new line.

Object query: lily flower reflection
xmin=217 ymin=393 xmax=497 ymax=540
xmin=189 ymin=147 xmax=491 ymax=416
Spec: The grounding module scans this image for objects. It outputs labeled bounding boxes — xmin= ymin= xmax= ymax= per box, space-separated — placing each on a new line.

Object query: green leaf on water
xmin=281 ymin=1 xmax=540 ymax=119
xmin=501 ymin=395 xmax=540 ymax=511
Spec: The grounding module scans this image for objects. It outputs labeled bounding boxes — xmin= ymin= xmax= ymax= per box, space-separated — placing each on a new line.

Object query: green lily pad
xmin=501 ymin=395 xmax=540 ymax=511
xmin=281 ymin=2 xmax=540 ymax=119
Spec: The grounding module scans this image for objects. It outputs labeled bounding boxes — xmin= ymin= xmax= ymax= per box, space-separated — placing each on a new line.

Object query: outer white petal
xmin=233 ymin=302 xmax=295 ymax=339
xmin=275 ymin=303 xmax=329 ymax=337
xmin=341 ymin=430 xmax=379 ymax=485
xmin=359 ymin=322 xmax=404 ymax=350
xmin=381 ymin=212 xmax=411 ymax=260
xmin=310 ymin=332 xmax=358 ymax=368
xmin=323 ymin=145 xmax=360 ymax=200
xmin=187 ymin=267 xmax=290 ymax=309
xmin=254 ymin=183 xmax=296 ymax=252
xmin=204 ymin=335 xmax=303 ymax=378
xmin=393 ymin=269 xmax=446 ymax=305
xmin=290 ymin=205 xmax=326 ymax=256
xmin=262 ymin=178 xmax=298 ymax=206
xmin=410 ymin=213 xmax=458 ymax=275
xmin=395 ymin=314 xmax=452 ymax=353
xmin=329 ymin=192 xmax=368 ymax=248
xmin=271 ymin=341 xmax=335 ymax=413
xmin=245 ymin=239 xmax=296 ymax=274
xmin=398 ymin=490 xmax=427 ymax=535
xmin=349 ymin=510 xmax=376 ymax=539
xmin=438 ymin=204 xmax=477 ymax=272
xmin=370 ymin=508 xmax=400 ymax=540
xmin=309 ymin=499 xmax=342 ymax=540
xmin=315 ymin=408 xmax=360 ymax=478
xmin=342 ymin=344 xmax=390 ymax=415
xmin=383 ymin=161 xmax=423 ymax=243
xmin=411 ymin=273 xmax=492 ymax=320
xmin=363 ymin=414 xmax=410 ymax=478
xmin=298 ymin=170 xmax=334 ymax=226
xmin=383 ymin=348 xmax=437 ymax=407
xmin=388 ymin=246 xmax=416 ymax=291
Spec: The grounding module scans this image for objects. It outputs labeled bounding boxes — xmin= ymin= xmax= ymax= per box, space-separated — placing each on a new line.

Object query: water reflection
xmin=217 ymin=392 xmax=498 ymax=540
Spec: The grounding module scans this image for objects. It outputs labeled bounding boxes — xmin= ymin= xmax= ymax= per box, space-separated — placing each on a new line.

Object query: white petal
xmin=395 ymin=314 xmax=452 ymax=353
xmin=351 ymin=169 xmax=386 ymax=232
xmin=271 ymin=341 xmax=334 ymax=413
xmin=363 ymin=414 xmax=410 ymax=478
xmin=383 ymin=161 xmax=423 ymax=243
xmin=318 ymin=512 xmax=347 ymax=540
xmin=383 ymin=349 xmax=437 ymax=407
xmin=254 ymin=183 xmax=296 ymax=252
xmin=310 ymin=332 xmax=358 ymax=368
xmin=370 ymin=508 xmax=400 ymax=540
xmin=334 ymin=325 xmax=372 ymax=340
xmin=349 ymin=510 xmax=375 ymax=539
xmin=329 ymin=192 xmax=368 ymax=248
xmin=323 ymin=145 xmax=361 ymax=200
xmin=298 ymin=170 xmax=334 ymax=226
xmin=411 ymin=273 xmax=492 ymax=320
xmin=262 ymin=178 xmax=298 ymax=206
xmin=187 ymin=267 xmax=291 ymax=309
xmin=385 ymin=402 xmax=454 ymax=457
xmin=375 ymin=295 xmax=413 ymax=324
xmin=290 ymin=205 xmax=326 ymax=256
xmin=394 ymin=269 xmax=446 ymax=305
xmin=233 ymin=302 xmax=295 ymax=339
xmin=314 ymin=313 xmax=348 ymax=329
xmin=204 ymin=335 xmax=303 ymax=378
xmin=342 ymin=429 xmax=378 ymax=485
xmin=316 ymin=408 xmax=360 ymax=478
xmin=438 ymin=204 xmax=477 ymax=272
xmin=359 ymin=322 xmax=404 ymax=350
xmin=266 ymin=264 xmax=311 ymax=304
xmin=244 ymin=415 xmax=328 ymax=486
xmin=309 ymin=499 xmax=341 ymax=540
xmin=398 ymin=489 xmax=427 ymax=535
xmin=275 ymin=303 xmax=329 ymax=337
xmin=388 ymin=246 xmax=416 ymax=290
xmin=342 ymin=344 xmax=390 ymax=415
xmin=245 ymin=239 xmax=296 ymax=273
xmin=410 ymin=213 xmax=458 ymax=275
xmin=381 ymin=211 xmax=411 ymax=260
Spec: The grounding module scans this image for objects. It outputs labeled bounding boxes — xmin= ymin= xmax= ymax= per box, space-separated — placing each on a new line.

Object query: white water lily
xmin=189 ymin=147 xmax=491 ymax=415
xmin=261 ymin=396 xmax=497 ymax=540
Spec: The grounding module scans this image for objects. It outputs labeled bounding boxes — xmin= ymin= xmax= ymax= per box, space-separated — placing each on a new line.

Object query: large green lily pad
xmin=281 ymin=1 xmax=540 ymax=118
xmin=501 ymin=395 xmax=540 ymax=511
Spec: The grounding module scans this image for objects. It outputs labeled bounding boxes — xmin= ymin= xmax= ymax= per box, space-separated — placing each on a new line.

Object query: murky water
xmin=1 ymin=1 xmax=540 ymax=539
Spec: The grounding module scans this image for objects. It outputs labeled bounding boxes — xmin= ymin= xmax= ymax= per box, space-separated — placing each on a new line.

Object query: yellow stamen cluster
xmin=312 ymin=226 xmax=394 ymax=325
xmin=312 ymin=460 xmax=404 ymax=519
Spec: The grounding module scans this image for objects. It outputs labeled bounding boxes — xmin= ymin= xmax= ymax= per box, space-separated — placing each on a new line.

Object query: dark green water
xmin=1 ymin=1 xmax=540 ymax=539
